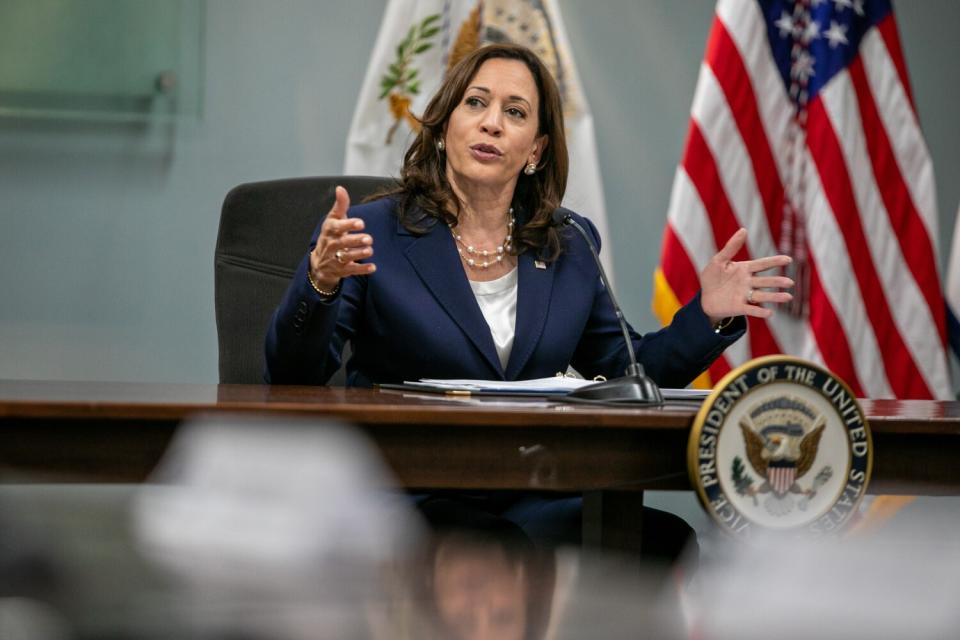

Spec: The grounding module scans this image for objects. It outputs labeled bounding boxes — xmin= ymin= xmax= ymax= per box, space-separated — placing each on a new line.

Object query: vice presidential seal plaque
xmin=688 ymin=356 xmax=872 ymax=536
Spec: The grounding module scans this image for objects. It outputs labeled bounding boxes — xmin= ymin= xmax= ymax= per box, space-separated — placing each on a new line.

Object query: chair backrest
xmin=214 ymin=175 xmax=393 ymax=384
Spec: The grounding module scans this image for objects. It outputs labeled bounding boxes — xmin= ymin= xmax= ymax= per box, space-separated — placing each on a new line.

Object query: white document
xmin=405 ymin=377 xmax=711 ymax=400
xmin=409 ymin=376 xmax=590 ymax=394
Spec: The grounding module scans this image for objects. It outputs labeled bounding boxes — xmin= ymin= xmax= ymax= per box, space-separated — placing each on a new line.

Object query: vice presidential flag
xmin=344 ymin=0 xmax=612 ymax=275
xmin=653 ymin=0 xmax=949 ymax=399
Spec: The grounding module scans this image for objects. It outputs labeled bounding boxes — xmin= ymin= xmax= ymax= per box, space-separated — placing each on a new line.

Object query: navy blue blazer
xmin=265 ymin=198 xmax=744 ymax=387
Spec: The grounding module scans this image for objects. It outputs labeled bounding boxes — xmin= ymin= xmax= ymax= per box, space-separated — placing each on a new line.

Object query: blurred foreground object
xmin=133 ymin=414 xmax=421 ymax=582
xmin=132 ymin=414 xmax=423 ymax=639
xmin=689 ymin=506 xmax=960 ymax=640
xmin=16 ymin=412 xmax=901 ymax=639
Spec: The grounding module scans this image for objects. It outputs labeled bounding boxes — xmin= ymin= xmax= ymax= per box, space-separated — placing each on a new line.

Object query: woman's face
xmin=432 ymin=540 xmax=529 ymax=640
xmin=443 ymin=58 xmax=547 ymax=198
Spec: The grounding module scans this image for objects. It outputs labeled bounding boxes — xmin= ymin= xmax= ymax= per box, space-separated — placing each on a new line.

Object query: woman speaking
xmin=265 ymin=43 xmax=792 ymax=388
xmin=265 ymin=42 xmax=794 ymax=557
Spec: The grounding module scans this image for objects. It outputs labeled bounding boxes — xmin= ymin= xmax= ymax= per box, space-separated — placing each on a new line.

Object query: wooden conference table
xmin=2 ymin=379 xmax=959 ymax=551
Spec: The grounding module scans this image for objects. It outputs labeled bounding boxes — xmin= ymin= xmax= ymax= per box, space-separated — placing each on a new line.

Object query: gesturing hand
xmin=699 ymin=228 xmax=794 ymax=324
xmin=309 ymin=186 xmax=376 ymax=292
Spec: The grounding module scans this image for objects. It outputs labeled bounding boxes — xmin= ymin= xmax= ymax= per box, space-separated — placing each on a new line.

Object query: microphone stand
xmin=553 ymin=210 xmax=663 ymax=405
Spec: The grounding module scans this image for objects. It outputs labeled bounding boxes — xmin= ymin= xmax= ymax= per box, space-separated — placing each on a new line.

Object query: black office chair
xmin=214 ymin=175 xmax=393 ymax=384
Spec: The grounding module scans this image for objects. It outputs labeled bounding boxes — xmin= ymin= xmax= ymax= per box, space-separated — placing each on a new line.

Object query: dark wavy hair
xmin=379 ymin=43 xmax=569 ymax=262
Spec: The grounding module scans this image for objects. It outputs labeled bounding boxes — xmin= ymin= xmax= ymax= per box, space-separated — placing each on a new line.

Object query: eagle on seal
xmin=739 ymin=418 xmax=825 ymax=497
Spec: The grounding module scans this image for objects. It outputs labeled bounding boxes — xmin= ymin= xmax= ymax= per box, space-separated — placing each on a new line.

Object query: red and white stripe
xmin=769 ymin=466 xmax=797 ymax=496
xmin=658 ymin=0 xmax=949 ymax=399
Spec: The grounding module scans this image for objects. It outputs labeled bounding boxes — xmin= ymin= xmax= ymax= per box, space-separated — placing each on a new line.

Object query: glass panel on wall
xmin=0 ymin=0 xmax=204 ymax=122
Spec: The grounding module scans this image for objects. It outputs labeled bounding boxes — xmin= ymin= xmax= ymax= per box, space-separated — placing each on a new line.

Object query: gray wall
xmin=1 ymin=0 xmax=957 ymax=383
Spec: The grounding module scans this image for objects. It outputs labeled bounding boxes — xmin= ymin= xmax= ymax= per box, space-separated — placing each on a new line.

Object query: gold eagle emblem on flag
xmin=376 ymin=0 xmax=578 ymax=145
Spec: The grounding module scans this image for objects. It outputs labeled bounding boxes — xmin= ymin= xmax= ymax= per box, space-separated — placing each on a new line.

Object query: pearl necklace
xmin=449 ymin=208 xmax=515 ymax=269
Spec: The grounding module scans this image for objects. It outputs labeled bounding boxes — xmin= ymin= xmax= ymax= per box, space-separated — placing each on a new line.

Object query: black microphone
xmin=552 ymin=209 xmax=663 ymax=404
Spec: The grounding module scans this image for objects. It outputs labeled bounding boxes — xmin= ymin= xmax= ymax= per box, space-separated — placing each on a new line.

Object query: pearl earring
xmin=437 ymin=139 xmax=445 ymax=151
xmin=524 ymin=162 xmax=536 ymax=176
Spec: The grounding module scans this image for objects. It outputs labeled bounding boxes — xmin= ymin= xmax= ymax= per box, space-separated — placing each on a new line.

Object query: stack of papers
xmin=404 ymin=377 xmax=590 ymax=395
xmin=393 ymin=377 xmax=711 ymax=400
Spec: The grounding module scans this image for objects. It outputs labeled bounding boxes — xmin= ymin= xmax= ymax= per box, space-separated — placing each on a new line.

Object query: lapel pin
xmin=534 ymin=260 xmax=546 ymax=270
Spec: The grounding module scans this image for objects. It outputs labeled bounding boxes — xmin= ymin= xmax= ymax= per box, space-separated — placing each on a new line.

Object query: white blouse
xmin=468 ymin=267 xmax=519 ymax=371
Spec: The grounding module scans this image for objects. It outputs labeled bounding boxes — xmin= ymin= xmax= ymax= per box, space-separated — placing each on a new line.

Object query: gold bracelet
xmin=307 ymin=270 xmax=341 ymax=298
xmin=713 ymin=316 xmax=735 ymax=334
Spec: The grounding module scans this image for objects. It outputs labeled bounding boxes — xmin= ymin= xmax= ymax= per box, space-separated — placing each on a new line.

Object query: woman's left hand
xmin=699 ymin=228 xmax=794 ymax=324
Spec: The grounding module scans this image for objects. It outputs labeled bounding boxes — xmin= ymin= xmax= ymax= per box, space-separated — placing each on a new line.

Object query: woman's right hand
xmin=309 ymin=186 xmax=376 ymax=291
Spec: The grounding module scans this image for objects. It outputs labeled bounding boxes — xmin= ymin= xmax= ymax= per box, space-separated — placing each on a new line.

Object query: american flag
xmin=653 ymin=0 xmax=950 ymax=399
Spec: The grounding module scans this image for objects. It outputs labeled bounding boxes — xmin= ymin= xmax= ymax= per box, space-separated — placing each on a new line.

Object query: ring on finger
xmin=335 ymin=249 xmax=346 ymax=264
xmin=747 ymin=288 xmax=755 ymax=304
